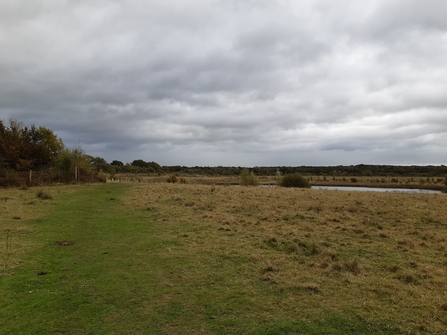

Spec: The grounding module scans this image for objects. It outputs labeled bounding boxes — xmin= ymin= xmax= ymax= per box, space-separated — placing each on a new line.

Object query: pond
xmin=311 ymin=186 xmax=442 ymax=194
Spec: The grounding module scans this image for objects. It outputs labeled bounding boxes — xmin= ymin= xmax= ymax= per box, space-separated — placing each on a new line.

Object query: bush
xmin=97 ymin=170 xmax=108 ymax=183
xmin=0 ymin=176 xmax=20 ymax=188
xmin=167 ymin=174 xmax=178 ymax=183
xmin=240 ymin=169 xmax=258 ymax=186
xmin=350 ymin=177 xmax=358 ymax=183
xmin=36 ymin=190 xmax=52 ymax=200
xmin=279 ymin=173 xmax=310 ymax=188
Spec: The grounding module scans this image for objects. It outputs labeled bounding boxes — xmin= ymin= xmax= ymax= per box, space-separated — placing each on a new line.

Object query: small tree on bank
xmin=240 ymin=169 xmax=258 ymax=186
xmin=279 ymin=173 xmax=310 ymax=188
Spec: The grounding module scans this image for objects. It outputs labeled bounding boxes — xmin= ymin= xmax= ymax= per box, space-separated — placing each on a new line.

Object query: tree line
xmin=147 ymin=165 xmax=447 ymax=177
xmin=0 ymin=119 xmax=108 ymax=185
xmin=0 ymin=119 xmax=64 ymax=171
xmin=2 ymin=119 xmax=446 ymax=187
xmin=88 ymin=160 xmax=447 ymax=178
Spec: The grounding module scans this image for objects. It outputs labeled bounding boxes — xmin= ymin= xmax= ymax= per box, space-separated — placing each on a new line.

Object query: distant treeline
xmin=108 ymin=161 xmax=447 ymax=177
xmin=2 ymin=119 xmax=447 ymax=186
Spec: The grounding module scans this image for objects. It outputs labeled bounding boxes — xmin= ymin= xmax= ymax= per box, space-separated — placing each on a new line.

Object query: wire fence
xmin=0 ymin=169 xmax=103 ymax=187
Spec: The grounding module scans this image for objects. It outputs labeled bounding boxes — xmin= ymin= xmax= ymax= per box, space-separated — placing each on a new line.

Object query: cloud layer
xmin=1 ymin=0 xmax=446 ymax=166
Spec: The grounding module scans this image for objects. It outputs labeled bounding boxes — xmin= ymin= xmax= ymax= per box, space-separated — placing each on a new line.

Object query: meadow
xmin=109 ymin=174 xmax=447 ymax=190
xmin=1 ymin=181 xmax=447 ymax=334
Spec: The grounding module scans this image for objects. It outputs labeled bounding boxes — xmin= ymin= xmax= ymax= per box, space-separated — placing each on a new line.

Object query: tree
xmin=240 ymin=169 xmax=258 ymax=186
xmin=55 ymin=146 xmax=91 ymax=180
xmin=0 ymin=119 xmax=64 ymax=170
xmin=147 ymin=161 xmax=162 ymax=172
xmin=131 ymin=159 xmax=147 ymax=168
xmin=33 ymin=125 xmax=64 ymax=167
xmin=90 ymin=156 xmax=109 ymax=172
xmin=111 ymin=160 xmax=124 ymax=167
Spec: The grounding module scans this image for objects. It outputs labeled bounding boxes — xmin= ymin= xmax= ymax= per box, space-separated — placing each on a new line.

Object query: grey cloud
xmin=1 ymin=0 xmax=446 ymax=166
xmin=366 ymin=0 xmax=447 ymax=37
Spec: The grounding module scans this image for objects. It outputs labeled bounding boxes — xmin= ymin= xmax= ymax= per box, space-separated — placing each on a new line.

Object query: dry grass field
xmin=1 ymin=182 xmax=447 ymax=334
xmin=110 ymin=173 xmax=446 ymax=190
xmin=125 ymin=183 xmax=447 ymax=333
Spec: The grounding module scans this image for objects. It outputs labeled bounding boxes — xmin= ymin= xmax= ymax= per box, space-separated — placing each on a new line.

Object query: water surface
xmin=311 ymin=186 xmax=442 ymax=194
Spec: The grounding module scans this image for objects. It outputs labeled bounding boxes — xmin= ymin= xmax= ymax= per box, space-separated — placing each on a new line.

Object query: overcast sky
xmin=1 ymin=0 xmax=446 ymax=166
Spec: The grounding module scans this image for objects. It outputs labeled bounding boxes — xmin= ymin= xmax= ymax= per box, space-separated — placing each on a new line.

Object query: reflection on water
xmin=235 ymin=184 xmax=443 ymax=193
xmin=311 ymin=186 xmax=442 ymax=194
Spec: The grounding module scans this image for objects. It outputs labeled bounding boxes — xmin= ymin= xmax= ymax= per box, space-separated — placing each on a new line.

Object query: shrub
xmin=97 ymin=170 xmax=108 ymax=183
xmin=279 ymin=173 xmax=310 ymax=188
xmin=36 ymin=190 xmax=52 ymax=200
xmin=350 ymin=177 xmax=358 ymax=183
xmin=167 ymin=174 xmax=178 ymax=183
xmin=0 ymin=176 xmax=20 ymax=188
xmin=240 ymin=169 xmax=258 ymax=186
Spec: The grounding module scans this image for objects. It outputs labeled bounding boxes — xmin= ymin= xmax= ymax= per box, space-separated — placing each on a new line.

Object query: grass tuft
xmin=36 ymin=189 xmax=52 ymax=200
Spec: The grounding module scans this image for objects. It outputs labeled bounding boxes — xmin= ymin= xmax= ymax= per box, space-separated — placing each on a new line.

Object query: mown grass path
xmin=3 ymin=183 xmax=442 ymax=334
xmin=1 ymin=184 xmax=156 ymax=334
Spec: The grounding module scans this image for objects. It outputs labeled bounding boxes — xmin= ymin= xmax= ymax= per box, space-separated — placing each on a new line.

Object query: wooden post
xmin=29 ymin=170 xmax=32 ymax=186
